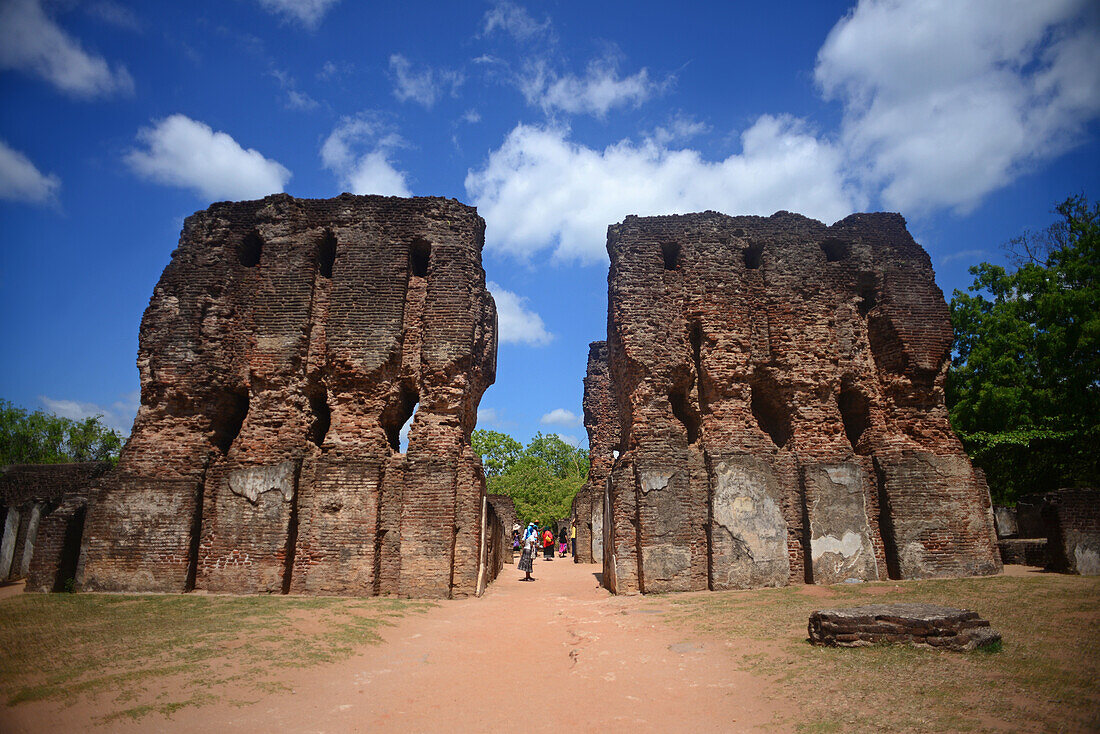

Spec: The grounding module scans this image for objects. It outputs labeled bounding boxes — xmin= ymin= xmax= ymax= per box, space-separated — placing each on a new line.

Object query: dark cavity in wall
xmin=53 ymin=506 xmax=86 ymax=592
xmin=281 ymin=461 xmax=302 ymax=594
xmin=838 ymin=383 xmax=871 ymax=450
xmin=744 ymin=242 xmax=763 ymax=269
xmin=661 ymin=242 xmax=681 ymax=271
xmin=820 ymin=238 xmax=850 ymax=262
xmin=857 ymin=273 xmax=877 ymax=316
xmin=750 ymin=372 xmax=791 ymax=449
xmin=306 ymin=383 xmax=331 ymax=447
xmin=669 ymin=390 xmax=701 ymax=444
xmin=239 ymin=230 xmax=263 ymax=268
xmin=211 ymin=388 xmax=250 ymax=454
xmin=382 ymin=384 xmax=419 ymax=452
xmin=318 ymin=230 xmax=336 ymax=279
xmin=410 ymin=238 xmax=431 ymax=278
xmin=873 ymin=457 xmax=902 ymax=579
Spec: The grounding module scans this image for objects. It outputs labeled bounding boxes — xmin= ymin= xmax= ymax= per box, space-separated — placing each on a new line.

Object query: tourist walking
xmin=557 ymin=525 xmax=567 ymax=557
xmin=518 ymin=525 xmax=536 ymax=581
xmin=542 ymin=526 xmax=554 ymax=560
xmin=570 ymin=521 xmax=577 ymax=559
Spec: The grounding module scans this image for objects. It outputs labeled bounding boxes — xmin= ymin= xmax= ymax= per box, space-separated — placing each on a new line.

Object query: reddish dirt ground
xmin=4 ymin=556 xmax=788 ymax=733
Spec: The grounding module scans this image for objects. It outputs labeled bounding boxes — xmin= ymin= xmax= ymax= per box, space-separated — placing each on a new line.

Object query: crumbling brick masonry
xmin=601 ymin=210 xmax=1001 ymax=593
xmin=79 ymin=194 xmax=498 ymax=598
xmin=572 ymin=341 xmax=619 ymax=564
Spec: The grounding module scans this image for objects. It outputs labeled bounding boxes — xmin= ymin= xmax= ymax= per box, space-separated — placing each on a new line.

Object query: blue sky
xmin=1 ymin=0 xmax=1098 ymax=449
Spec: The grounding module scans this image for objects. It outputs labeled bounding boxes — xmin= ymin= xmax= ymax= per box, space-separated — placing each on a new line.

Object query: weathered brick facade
xmin=0 ymin=462 xmax=110 ymax=591
xmin=487 ymin=493 xmax=517 ymax=563
xmin=601 ymin=210 xmax=1001 ymax=593
xmin=571 ymin=341 xmax=619 ymax=564
xmin=1040 ymin=488 xmax=1099 ymax=575
xmin=80 ymin=194 xmax=498 ymax=598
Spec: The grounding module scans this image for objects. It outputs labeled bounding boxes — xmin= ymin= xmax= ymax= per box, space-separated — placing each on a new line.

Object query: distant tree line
xmin=0 ymin=400 xmax=123 ymax=466
xmin=472 ymin=429 xmax=588 ymax=526
xmin=947 ymin=195 xmax=1098 ymax=504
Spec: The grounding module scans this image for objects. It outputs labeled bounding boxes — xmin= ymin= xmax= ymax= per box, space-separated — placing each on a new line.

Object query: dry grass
xmin=663 ymin=570 xmax=1100 ymax=733
xmin=0 ymin=593 xmax=433 ymax=724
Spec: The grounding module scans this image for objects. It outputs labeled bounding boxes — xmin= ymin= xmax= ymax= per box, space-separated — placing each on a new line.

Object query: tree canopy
xmin=472 ymin=429 xmax=588 ymax=526
xmin=947 ymin=195 xmax=1099 ymax=504
xmin=0 ymin=400 xmax=124 ymax=466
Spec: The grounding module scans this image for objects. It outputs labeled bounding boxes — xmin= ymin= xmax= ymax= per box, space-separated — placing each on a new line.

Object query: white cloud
xmin=0 ymin=0 xmax=134 ymax=98
xmin=320 ymin=114 xmax=411 ymax=196
xmin=816 ymin=0 xmax=1100 ymax=214
xmin=389 ymin=54 xmax=463 ymax=108
xmin=0 ymin=139 xmax=60 ymax=203
xmin=86 ymin=1 xmax=143 ymax=32
xmin=256 ymin=0 xmax=340 ymax=28
xmin=271 ymin=69 xmax=319 ymax=110
xmin=487 ymin=281 xmax=554 ymax=346
xmin=126 ymin=115 xmax=291 ymax=201
xmin=522 ymin=57 xmax=665 ymax=118
xmin=466 ymin=118 xmax=862 ymax=263
xmin=462 ymin=109 xmax=482 ymax=124
xmin=482 ymin=2 xmax=551 ymax=41
xmin=40 ymin=389 xmax=140 ymax=436
xmin=540 ymin=408 xmax=581 ymax=427
xmin=555 ymin=433 xmax=580 ymax=448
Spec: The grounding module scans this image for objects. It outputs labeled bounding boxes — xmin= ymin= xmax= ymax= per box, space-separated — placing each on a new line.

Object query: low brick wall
xmin=1041 ymin=488 xmax=1100 ymax=575
xmin=809 ymin=603 xmax=1001 ymax=650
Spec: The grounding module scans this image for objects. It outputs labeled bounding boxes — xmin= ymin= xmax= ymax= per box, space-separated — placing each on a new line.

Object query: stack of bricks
xmin=601 ymin=210 xmax=1001 ymax=593
xmin=571 ymin=341 xmax=619 ymax=564
xmin=80 ymin=194 xmax=498 ymax=598
xmin=0 ymin=462 xmax=110 ymax=591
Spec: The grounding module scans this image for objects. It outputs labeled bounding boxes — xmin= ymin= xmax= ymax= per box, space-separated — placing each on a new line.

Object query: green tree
xmin=470 ymin=428 xmax=523 ymax=478
xmin=473 ymin=429 xmax=588 ymax=525
xmin=0 ymin=400 xmax=123 ymax=466
xmin=947 ymin=195 xmax=1099 ymax=504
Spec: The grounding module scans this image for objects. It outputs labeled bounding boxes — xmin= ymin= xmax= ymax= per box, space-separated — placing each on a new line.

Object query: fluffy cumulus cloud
xmin=125 ymin=114 xmax=291 ymax=201
xmin=540 ymin=408 xmax=581 ymax=427
xmin=521 ymin=57 xmax=665 ymax=118
xmin=389 ymin=55 xmax=463 ymax=109
xmin=40 ymin=390 xmax=140 ymax=436
xmin=817 ymin=0 xmax=1100 ymax=214
xmin=0 ymin=0 xmax=134 ymax=98
xmin=466 ymin=118 xmax=862 ymax=263
xmin=256 ymin=0 xmax=340 ymax=28
xmin=320 ymin=114 xmax=411 ymax=196
xmin=0 ymin=139 xmax=60 ymax=203
xmin=487 ymin=281 xmax=553 ymax=346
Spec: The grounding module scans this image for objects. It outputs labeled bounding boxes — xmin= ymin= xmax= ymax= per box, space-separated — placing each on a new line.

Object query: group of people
xmin=513 ymin=521 xmax=575 ymax=581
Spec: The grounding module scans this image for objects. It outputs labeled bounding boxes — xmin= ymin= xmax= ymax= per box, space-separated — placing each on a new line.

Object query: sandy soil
xmin=2 ymin=556 xmax=789 ymax=733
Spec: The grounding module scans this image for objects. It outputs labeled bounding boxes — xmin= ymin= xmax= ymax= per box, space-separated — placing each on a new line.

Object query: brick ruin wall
xmin=0 ymin=462 xmax=110 ymax=591
xmin=572 ymin=341 xmax=619 ymax=564
xmin=488 ymin=493 xmax=517 ymax=563
xmin=601 ymin=211 xmax=1002 ymax=593
xmin=79 ymin=194 xmax=498 ymax=598
xmin=1040 ymin=488 xmax=1099 ymax=575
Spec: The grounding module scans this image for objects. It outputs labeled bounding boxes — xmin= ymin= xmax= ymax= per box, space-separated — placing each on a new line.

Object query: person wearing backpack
xmin=542 ymin=527 xmax=554 ymax=560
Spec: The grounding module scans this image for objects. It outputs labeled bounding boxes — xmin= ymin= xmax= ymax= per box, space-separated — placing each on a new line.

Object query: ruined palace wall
xmin=0 ymin=462 xmax=110 ymax=591
xmin=80 ymin=194 xmax=498 ymax=598
xmin=572 ymin=341 xmax=618 ymax=564
xmin=603 ymin=211 xmax=1000 ymax=593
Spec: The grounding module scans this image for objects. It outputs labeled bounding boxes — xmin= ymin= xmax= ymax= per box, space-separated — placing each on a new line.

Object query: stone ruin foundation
xmin=600 ymin=210 xmax=1002 ymax=594
xmin=1 ymin=462 xmax=110 ymax=591
xmin=79 ymin=194 xmax=499 ymax=598
xmin=571 ymin=341 xmax=619 ymax=564
xmin=809 ymin=603 xmax=1001 ymax=650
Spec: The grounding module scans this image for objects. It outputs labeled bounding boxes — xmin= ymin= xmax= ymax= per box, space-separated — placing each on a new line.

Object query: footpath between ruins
xmin=4 ymin=557 xmax=789 ymax=733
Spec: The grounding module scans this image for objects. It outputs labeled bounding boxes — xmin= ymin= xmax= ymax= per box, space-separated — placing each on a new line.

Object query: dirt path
xmin=6 ymin=556 xmax=787 ymax=733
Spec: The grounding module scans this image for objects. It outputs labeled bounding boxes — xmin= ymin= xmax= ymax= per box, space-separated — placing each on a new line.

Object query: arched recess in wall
xmin=305 ymin=381 xmax=331 ymax=447
xmin=661 ymin=242 xmax=681 ymax=271
xmin=409 ymin=238 xmax=431 ymax=278
xmin=750 ymin=371 xmax=792 ymax=449
xmin=744 ymin=242 xmax=764 ymax=269
xmin=381 ymin=383 xmax=419 ymax=452
xmin=239 ymin=230 xmax=263 ymax=268
xmin=837 ymin=382 xmax=871 ymax=451
xmin=819 ymin=238 xmax=850 ymax=262
xmin=210 ymin=387 xmax=249 ymax=454
xmin=317 ymin=230 xmax=337 ymax=279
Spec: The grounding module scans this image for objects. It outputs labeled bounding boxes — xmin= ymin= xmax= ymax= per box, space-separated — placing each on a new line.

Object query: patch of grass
xmin=664 ymin=573 xmax=1100 ymax=733
xmin=0 ymin=592 xmax=434 ymax=724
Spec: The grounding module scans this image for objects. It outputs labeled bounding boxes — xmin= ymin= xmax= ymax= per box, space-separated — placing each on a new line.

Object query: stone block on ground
xmin=808 ymin=603 xmax=1001 ymax=651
